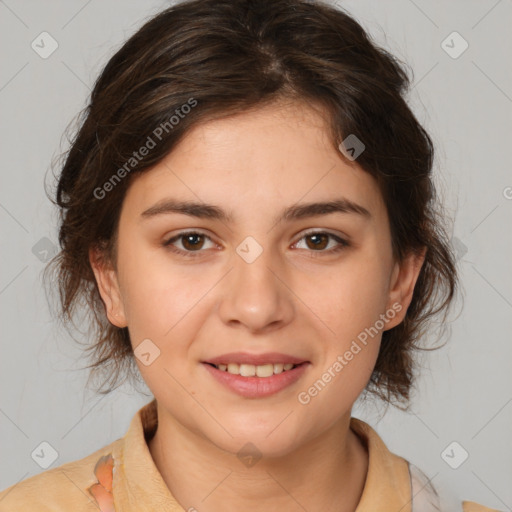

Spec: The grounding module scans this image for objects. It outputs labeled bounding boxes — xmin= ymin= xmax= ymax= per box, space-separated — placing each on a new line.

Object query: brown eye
xmin=294 ymin=231 xmax=349 ymax=255
xmin=162 ymin=231 xmax=216 ymax=257
xmin=304 ymin=233 xmax=329 ymax=250
xmin=181 ymin=233 xmax=206 ymax=251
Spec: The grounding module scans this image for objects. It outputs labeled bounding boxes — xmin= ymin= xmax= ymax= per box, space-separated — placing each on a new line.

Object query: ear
xmin=384 ymin=247 xmax=427 ymax=330
xmin=89 ymin=246 xmax=127 ymax=328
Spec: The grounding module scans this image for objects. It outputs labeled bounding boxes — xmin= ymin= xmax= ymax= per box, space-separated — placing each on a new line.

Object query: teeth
xmin=215 ymin=362 xmax=299 ymax=377
xmin=240 ymin=364 xmax=256 ymax=377
xmin=256 ymin=364 xmax=274 ymax=377
xmin=273 ymin=363 xmax=284 ymax=374
xmin=227 ymin=363 xmax=239 ymax=374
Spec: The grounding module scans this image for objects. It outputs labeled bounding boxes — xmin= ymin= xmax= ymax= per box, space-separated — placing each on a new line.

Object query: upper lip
xmin=203 ymin=352 xmax=308 ymax=366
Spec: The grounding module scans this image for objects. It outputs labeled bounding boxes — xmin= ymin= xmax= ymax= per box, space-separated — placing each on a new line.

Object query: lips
xmin=201 ymin=352 xmax=310 ymax=398
xmin=203 ymin=362 xmax=309 ymax=398
xmin=203 ymin=352 xmax=308 ymax=366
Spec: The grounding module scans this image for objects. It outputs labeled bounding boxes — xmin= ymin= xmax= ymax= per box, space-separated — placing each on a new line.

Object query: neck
xmin=148 ymin=403 xmax=369 ymax=512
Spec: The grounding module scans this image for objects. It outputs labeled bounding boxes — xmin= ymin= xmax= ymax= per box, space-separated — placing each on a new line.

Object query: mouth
xmin=201 ymin=353 xmax=310 ymax=398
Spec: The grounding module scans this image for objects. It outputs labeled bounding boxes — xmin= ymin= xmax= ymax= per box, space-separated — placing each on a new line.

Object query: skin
xmin=90 ymin=98 xmax=425 ymax=512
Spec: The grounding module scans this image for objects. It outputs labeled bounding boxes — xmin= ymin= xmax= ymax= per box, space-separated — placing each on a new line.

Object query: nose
xmin=216 ymin=243 xmax=295 ymax=334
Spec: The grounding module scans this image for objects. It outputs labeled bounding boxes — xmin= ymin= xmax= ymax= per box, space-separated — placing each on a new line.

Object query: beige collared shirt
xmin=0 ymin=399 xmax=499 ymax=511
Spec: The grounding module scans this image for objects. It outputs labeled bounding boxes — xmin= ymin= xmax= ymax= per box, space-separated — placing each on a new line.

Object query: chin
xmin=214 ymin=431 xmax=301 ymax=461
xmin=210 ymin=413 xmax=310 ymax=458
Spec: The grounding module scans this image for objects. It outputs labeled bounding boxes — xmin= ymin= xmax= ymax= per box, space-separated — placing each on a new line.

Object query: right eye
xmin=162 ymin=231 xmax=217 ymax=258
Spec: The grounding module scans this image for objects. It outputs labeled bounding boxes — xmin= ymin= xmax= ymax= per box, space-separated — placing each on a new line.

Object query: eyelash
xmin=162 ymin=230 xmax=350 ymax=258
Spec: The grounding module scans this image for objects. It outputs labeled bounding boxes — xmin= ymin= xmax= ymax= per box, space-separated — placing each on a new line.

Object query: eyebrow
xmin=140 ymin=197 xmax=371 ymax=224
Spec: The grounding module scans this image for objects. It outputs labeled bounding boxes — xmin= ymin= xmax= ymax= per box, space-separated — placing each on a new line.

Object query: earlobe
xmin=88 ymin=246 xmax=128 ymax=328
xmin=385 ymin=247 xmax=427 ymax=330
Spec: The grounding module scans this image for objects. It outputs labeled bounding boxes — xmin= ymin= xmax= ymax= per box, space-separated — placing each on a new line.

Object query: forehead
xmin=121 ymin=100 xmax=387 ymax=225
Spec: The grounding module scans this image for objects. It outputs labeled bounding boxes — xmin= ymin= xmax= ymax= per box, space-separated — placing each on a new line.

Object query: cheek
xmin=297 ymin=273 xmax=385 ymax=422
xmin=303 ymin=251 xmax=390 ymax=401
xmin=319 ymin=255 xmax=392 ymax=339
xmin=115 ymin=240 xmax=203 ymax=343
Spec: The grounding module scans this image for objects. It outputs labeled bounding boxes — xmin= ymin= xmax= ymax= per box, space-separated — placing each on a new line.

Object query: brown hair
xmin=46 ymin=0 xmax=458 ymax=407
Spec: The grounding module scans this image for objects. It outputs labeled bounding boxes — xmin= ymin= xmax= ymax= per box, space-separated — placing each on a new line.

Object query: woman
xmin=0 ymin=0 xmax=498 ymax=510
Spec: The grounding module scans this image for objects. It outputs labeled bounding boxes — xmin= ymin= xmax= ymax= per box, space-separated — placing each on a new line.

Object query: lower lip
xmin=202 ymin=363 xmax=310 ymax=398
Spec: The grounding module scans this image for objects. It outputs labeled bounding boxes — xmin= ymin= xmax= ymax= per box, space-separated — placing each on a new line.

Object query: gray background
xmin=1 ymin=0 xmax=511 ymax=509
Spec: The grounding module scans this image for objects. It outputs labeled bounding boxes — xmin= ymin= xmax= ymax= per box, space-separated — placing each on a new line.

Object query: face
xmin=91 ymin=99 xmax=423 ymax=456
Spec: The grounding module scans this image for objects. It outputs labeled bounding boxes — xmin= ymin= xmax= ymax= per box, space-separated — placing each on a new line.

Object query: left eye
xmin=292 ymin=231 xmax=349 ymax=254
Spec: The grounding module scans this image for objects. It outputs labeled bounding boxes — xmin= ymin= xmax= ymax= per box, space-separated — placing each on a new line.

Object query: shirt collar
xmin=115 ymin=399 xmax=412 ymax=511
xmin=350 ymin=417 xmax=412 ymax=511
